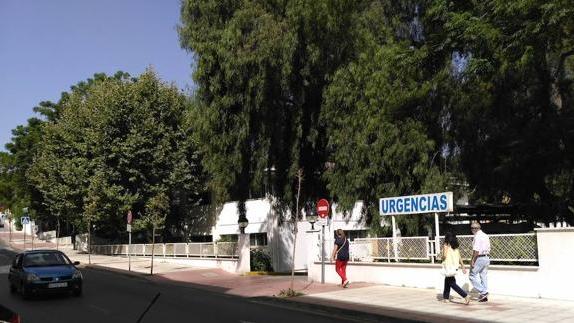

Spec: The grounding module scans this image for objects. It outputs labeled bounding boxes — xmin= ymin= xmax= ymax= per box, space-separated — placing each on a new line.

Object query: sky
xmin=0 ymin=0 xmax=194 ymax=151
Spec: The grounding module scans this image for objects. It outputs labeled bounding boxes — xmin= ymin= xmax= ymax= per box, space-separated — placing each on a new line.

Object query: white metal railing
xmin=90 ymin=241 xmax=239 ymax=258
xmin=436 ymin=233 xmax=538 ymax=262
xmin=351 ymin=237 xmax=430 ymax=261
xmin=319 ymin=233 xmax=538 ymax=265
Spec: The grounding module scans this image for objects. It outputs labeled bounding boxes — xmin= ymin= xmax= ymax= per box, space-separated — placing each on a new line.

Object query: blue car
xmin=8 ymin=249 xmax=83 ymax=299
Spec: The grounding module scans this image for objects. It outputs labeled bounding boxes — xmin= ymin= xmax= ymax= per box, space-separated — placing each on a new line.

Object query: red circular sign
xmin=127 ymin=210 xmax=133 ymax=224
xmin=317 ymin=199 xmax=330 ymax=218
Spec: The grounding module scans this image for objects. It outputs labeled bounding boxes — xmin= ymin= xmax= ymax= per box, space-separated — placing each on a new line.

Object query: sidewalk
xmin=0 ymin=231 xmax=56 ymax=250
xmin=70 ymin=250 xmax=574 ymax=323
xmin=2 ymin=231 xmax=573 ymax=323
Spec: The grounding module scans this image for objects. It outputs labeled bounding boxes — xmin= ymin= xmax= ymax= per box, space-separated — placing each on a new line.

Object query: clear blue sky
xmin=0 ymin=0 xmax=194 ymax=151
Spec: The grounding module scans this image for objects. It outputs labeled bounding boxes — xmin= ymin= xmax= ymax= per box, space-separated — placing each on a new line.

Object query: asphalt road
xmin=0 ymin=239 xmax=361 ymax=323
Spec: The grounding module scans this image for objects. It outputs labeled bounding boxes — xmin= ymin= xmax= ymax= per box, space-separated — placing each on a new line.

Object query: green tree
xmin=2 ymin=117 xmax=51 ymax=224
xmin=321 ymin=2 xmax=449 ymax=235
xmin=30 ymin=71 xmax=207 ymax=239
xmin=134 ymin=191 xmax=170 ymax=275
xmin=424 ymin=0 xmax=574 ymax=223
xmin=179 ymin=0 xmax=369 ymax=219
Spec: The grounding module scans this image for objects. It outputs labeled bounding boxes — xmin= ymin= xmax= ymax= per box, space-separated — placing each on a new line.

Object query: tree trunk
xmin=290 ymin=169 xmax=303 ymax=290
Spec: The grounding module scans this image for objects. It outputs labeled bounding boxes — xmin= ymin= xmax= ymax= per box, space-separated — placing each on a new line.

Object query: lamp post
xmin=307 ymin=209 xmax=318 ymax=230
xmin=238 ymin=216 xmax=248 ymax=234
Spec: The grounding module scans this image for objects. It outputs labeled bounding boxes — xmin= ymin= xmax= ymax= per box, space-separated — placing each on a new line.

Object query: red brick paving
xmin=151 ymin=268 xmax=373 ymax=298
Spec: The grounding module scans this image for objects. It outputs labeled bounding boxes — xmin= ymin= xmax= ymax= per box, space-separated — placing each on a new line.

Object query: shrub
xmin=250 ymin=249 xmax=273 ymax=272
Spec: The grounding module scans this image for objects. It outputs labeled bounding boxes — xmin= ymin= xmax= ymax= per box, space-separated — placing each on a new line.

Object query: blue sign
xmin=21 ymin=216 xmax=30 ymax=225
xmin=379 ymin=192 xmax=453 ymax=216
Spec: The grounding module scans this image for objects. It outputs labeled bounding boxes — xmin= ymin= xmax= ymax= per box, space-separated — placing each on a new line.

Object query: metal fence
xmin=437 ymin=233 xmax=538 ymax=262
xmin=319 ymin=233 xmax=538 ymax=265
xmin=90 ymin=242 xmax=238 ymax=258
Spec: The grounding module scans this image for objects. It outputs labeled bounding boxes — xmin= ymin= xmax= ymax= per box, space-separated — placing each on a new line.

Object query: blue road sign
xmin=21 ymin=216 xmax=30 ymax=225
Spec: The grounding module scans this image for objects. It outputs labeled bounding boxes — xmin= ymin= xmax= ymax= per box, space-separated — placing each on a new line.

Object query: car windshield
xmin=23 ymin=252 xmax=71 ymax=267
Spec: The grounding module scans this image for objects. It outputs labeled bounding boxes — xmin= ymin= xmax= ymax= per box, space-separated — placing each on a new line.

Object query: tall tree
xmin=30 ymin=71 xmax=207 ymax=239
xmin=424 ymin=0 xmax=574 ymax=223
xmin=179 ymin=0 xmax=368 ymax=219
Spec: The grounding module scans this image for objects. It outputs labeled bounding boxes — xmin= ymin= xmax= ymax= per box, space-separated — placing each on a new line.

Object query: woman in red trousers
xmin=331 ymin=229 xmax=350 ymax=288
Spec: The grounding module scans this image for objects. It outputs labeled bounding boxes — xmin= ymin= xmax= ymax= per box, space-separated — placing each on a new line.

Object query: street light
xmin=307 ymin=205 xmax=318 ymax=230
xmin=238 ymin=216 xmax=248 ymax=234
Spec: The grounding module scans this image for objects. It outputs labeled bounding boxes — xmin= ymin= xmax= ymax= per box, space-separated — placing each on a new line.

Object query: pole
xmin=391 ymin=215 xmax=397 ymax=261
xmin=151 ymin=226 xmax=155 ymax=275
xmin=88 ymin=221 xmax=91 ymax=265
xmin=321 ymin=224 xmax=325 ymax=284
xmin=8 ymin=211 xmax=12 ymax=242
xmin=31 ymin=223 xmax=34 ymax=250
xmin=23 ymin=223 xmax=26 ymax=250
xmin=128 ymin=231 xmax=132 ymax=271
xmin=56 ymin=216 xmax=60 ymax=251
xmin=434 ymin=212 xmax=440 ymax=262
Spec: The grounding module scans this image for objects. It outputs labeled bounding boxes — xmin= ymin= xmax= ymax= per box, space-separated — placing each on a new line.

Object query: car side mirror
xmin=73 ymin=261 xmax=80 ymax=266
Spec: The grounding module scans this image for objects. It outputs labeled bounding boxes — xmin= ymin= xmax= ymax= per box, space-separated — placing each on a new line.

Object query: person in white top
xmin=470 ymin=222 xmax=490 ymax=302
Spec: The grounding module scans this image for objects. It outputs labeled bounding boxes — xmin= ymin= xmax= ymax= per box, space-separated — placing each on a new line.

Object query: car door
xmin=8 ymin=254 xmax=22 ymax=285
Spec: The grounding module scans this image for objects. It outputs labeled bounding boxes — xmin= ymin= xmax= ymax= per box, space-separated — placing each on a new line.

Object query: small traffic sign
xmin=127 ymin=210 xmax=133 ymax=224
xmin=21 ymin=216 xmax=30 ymax=225
xmin=317 ymin=199 xmax=330 ymax=218
xmin=127 ymin=224 xmax=132 ymax=233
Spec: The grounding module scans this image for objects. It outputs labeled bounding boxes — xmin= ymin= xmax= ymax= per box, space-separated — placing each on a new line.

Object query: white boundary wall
xmin=158 ymin=257 xmax=241 ymax=274
xmin=308 ymin=227 xmax=574 ymax=301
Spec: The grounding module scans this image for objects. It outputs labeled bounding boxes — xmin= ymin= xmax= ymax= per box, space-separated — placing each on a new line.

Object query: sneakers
xmin=342 ymin=280 xmax=350 ymax=288
xmin=464 ymin=296 xmax=471 ymax=305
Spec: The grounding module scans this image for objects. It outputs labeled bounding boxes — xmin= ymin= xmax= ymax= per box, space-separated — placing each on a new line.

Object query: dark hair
xmin=444 ymin=232 xmax=460 ymax=250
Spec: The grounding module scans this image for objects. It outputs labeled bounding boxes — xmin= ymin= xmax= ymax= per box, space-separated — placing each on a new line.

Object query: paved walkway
xmin=2 ymin=230 xmax=573 ymax=323
xmin=292 ymin=285 xmax=574 ymax=323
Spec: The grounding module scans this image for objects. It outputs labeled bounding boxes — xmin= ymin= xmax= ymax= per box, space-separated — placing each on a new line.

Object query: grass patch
xmin=277 ymin=288 xmax=304 ymax=298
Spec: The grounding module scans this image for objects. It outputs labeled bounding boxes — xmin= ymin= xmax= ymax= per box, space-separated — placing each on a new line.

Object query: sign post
xmin=317 ymin=199 xmax=330 ymax=284
xmin=379 ymin=192 xmax=454 ymax=262
xmin=127 ymin=210 xmax=133 ymax=272
xmin=7 ymin=209 xmax=12 ymax=242
xmin=21 ymin=214 xmax=30 ymax=250
xmin=391 ymin=215 xmax=398 ymax=262
xmin=435 ymin=212 xmax=440 ymax=262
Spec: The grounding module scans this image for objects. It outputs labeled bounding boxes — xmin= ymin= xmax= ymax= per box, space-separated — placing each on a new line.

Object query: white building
xmin=191 ymin=197 xmax=369 ymax=272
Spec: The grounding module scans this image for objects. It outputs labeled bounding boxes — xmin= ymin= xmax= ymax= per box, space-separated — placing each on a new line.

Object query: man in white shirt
xmin=470 ymin=222 xmax=490 ymax=302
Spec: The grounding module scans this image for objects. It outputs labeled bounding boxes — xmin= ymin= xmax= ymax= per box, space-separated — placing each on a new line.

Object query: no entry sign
xmin=317 ymin=199 xmax=330 ymax=218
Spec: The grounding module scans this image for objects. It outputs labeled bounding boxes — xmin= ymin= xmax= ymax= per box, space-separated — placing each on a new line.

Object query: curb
xmin=244 ymin=271 xmax=307 ymax=276
xmin=250 ymin=296 xmax=422 ymax=323
xmin=85 ymin=264 xmax=152 ymax=281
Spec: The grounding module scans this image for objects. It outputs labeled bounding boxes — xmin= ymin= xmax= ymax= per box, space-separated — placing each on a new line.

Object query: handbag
xmin=441 ymin=246 xmax=459 ymax=277
xmin=442 ymin=263 xmax=458 ymax=277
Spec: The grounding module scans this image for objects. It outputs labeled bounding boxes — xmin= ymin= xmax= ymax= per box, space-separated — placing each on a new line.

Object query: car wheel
xmin=73 ymin=287 xmax=82 ymax=297
xmin=21 ymin=285 xmax=32 ymax=300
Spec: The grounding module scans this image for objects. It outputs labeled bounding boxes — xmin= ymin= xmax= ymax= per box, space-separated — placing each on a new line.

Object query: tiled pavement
xmin=292 ymin=285 xmax=574 ymax=323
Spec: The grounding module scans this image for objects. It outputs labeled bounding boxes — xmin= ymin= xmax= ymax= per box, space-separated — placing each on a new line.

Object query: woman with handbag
xmin=331 ymin=229 xmax=350 ymax=288
xmin=442 ymin=232 xmax=470 ymax=304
